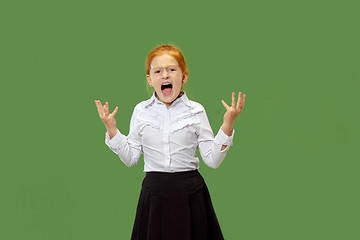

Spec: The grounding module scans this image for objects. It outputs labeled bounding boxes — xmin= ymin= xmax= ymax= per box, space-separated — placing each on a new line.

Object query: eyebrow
xmin=152 ymin=65 xmax=178 ymax=70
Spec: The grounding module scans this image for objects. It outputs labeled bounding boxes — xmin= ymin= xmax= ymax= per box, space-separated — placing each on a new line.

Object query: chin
xmin=156 ymin=89 xmax=181 ymax=105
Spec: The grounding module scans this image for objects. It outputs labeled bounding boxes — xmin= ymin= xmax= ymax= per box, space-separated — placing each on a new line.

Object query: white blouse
xmin=105 ymin=92 xmax=235 ymax=172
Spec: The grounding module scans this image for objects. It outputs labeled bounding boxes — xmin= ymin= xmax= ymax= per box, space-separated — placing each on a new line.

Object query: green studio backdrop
xmin=1 ymin=0 xmax=359 ymax=239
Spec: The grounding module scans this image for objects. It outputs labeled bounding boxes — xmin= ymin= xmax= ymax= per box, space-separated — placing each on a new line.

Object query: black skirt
xmin=131 ymin=169 xmax=224 ymax=240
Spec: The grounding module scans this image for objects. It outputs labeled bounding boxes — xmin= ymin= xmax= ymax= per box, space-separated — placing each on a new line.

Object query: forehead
xmin=150 ymin=54 xmax=179 ymax=69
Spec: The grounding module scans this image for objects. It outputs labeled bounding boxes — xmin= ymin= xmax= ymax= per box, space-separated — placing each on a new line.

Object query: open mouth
xmin=161 ymin=83 xmax=173 ymax=96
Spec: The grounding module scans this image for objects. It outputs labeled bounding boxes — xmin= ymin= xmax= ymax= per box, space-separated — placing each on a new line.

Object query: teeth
xmin=161 ymin=82 xmax=173 ymax=91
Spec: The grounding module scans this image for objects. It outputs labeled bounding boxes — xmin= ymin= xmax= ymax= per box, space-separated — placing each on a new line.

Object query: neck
xmin=154 ymin=91 xmax=184 ymax=108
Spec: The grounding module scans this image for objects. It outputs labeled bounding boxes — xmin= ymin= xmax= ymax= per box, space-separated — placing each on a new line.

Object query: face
xmin=146 ymin=54 xmax=188 ymax=108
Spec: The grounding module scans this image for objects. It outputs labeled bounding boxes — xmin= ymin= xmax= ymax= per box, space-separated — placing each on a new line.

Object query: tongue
xmin=162 ymin=88 xmax=172 ymax=96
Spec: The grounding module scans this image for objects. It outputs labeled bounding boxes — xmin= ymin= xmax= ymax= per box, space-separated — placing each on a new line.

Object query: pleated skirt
xmin=131 ymin=169 xmax=224 ymax=240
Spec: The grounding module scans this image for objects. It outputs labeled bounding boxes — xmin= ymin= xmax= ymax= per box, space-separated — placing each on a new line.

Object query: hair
xmin=145 ymin=45 xmax=188 ymax=76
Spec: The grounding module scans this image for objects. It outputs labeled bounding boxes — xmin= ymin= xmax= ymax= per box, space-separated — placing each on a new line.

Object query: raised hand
xmin=220 ymin=92 xmax=246 ymax=136
xmin=94 ymin=100 xmax=119 ymax=136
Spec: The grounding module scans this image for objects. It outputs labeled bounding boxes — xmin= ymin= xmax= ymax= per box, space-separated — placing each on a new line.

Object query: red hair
xmin=145 ymin=45 xmax=188 ymax=75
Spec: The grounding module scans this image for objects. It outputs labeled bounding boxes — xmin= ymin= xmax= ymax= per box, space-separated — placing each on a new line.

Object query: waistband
xmin=145 ymin=169 xmax=201 ymax=180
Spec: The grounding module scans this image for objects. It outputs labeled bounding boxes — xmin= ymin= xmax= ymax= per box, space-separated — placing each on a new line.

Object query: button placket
xmin=163 ymin=107 xmax=171 ymax=170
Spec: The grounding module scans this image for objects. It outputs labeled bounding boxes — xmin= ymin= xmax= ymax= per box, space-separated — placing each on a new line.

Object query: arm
xmin=197 ymin=110 xmax=235 ymax=169
xmin=198 ymin=92 xmax=246 ymax=168
xmin=95 ymin=100 xmax=142 ymax=167
xmin=104 ymin=111 xmax=142 ymax=167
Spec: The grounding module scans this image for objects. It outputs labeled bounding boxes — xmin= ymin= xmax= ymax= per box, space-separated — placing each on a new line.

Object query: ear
xmin=182 ymin=71 xmax=189 ymax=84
xmin=146 ymin=74 xmax=152 ymax=87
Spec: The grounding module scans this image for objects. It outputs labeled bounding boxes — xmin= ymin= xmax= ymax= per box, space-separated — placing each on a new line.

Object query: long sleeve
xmin=105 ymin=109 xmax=143 ymax=167
xmin=197 ymin=110 xmax=234 ymax=169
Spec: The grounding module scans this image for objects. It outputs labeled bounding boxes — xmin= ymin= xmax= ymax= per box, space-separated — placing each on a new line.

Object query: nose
xmin=162 ymin=70 xmax=170 ymax=79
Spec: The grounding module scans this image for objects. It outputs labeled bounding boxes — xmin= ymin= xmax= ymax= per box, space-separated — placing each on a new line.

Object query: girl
xmin=94 ymin=45 xmax=246 ymax=240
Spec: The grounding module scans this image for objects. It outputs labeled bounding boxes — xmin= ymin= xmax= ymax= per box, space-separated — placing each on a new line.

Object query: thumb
xmin=111 ymin=106 xmax=119 ymax=117
xmin=221 ymin=100 xmax=230 ymax=110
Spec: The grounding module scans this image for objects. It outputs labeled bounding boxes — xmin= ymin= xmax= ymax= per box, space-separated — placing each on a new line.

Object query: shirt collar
xmin=144 ymin=91 xmax=191 ymax=108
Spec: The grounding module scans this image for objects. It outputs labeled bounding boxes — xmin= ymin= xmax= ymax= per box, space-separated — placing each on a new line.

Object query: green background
xmin=1 ymin=0 xmax=359 ymax=239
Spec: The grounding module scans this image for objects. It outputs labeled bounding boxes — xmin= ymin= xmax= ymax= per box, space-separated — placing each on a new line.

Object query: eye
xmin=154 ymin=70 xmax=160 ymax=73
xmin=169 ymin=68 xmax=176 ymax=71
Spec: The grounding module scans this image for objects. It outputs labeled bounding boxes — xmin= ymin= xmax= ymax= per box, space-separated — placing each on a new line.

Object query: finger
xmin=236 ymin=92 xmax=242 ymax=109
xmin=221 ymin=100 xmax=230 ymax=110
xmin=239 ymin=94 xmax=245 ymax=110
xmin=104 ymin=102 xmax=109 ymax=116
xmin=111 ymin=106 xmax=118 ymax=117
xmin=231 ymin=92 xmax=236 ymax=108
xmin=95 ymin=100 xmax=104 ymax=117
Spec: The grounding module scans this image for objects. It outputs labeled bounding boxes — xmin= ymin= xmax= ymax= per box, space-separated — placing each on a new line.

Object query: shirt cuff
xmin=105 ymin=129 xmax=127 ymax=150
xmin=214 ymin=128 xmax=235 ymax=147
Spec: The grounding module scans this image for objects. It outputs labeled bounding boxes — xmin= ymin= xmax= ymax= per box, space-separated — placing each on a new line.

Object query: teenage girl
xmin=94 ymin=45 xmax=246 ymax=240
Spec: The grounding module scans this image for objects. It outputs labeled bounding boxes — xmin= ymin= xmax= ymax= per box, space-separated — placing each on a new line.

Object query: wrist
xmin=221 ymin=122 xmax=234 ymax=136
xmin=107 ymin=128 xmax=117 ymax=139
